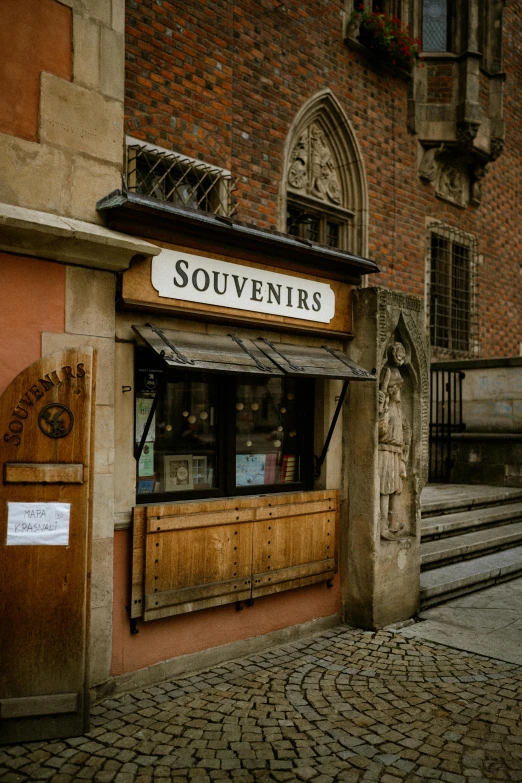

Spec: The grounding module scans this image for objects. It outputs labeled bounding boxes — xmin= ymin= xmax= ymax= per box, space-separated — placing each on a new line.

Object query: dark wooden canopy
xmin=97 ymin=190 xmax=379 ymax=285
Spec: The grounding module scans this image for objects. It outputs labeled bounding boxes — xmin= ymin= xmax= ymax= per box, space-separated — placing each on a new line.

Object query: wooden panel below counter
xmin=131 ymin=489 xmax=339 ymax=622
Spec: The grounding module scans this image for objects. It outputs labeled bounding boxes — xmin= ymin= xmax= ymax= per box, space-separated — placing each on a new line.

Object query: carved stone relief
xmin=470 ymin=163 xmax=487 ymax=206
xmin=456 ymin=120 xmax=481 ymax=148
xmin=288 ymin=123 xmax=341 ymax=204
xmin=419 ymin=138 xmax=500 ymax=207
xmin=436 ymin=162 xmax=469 ymax=207
xmin=490 ymin=137 xmax=504 ymax=160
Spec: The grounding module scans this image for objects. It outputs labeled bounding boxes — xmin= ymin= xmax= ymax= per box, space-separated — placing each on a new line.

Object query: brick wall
xmin=427 ymin=64 xmax=453 ymax=103
xmin=125 ymin=0 xmax=522 ymax=359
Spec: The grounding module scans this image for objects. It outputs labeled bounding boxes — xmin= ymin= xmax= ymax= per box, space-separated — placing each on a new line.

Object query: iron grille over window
xmin=124 ymin=137 xmax=237 ymax=217
xmin=427 ymin=222 xmax=478 ymax=355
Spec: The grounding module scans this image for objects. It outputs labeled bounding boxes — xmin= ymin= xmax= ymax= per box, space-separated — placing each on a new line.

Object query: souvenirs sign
xmin=151 ymin=249 xmax=336 ymax=324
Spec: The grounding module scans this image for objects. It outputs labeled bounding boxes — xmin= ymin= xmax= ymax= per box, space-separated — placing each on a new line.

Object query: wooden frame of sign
xmin=122 ymin=247 xmax=354 ymax=338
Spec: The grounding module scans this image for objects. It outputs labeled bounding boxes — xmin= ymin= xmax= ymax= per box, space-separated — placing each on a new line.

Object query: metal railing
xmin=429 ymin=368 xmax=466 ymax=482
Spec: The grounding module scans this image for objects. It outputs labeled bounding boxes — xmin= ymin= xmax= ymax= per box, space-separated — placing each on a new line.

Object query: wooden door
xmin=0 ymin=349 xmax=95 ymax=743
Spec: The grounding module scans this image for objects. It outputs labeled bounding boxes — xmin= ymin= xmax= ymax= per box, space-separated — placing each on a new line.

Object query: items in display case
xmin=138 ymin=478 xmax=155 ymax=494
xmin=282 ymin=455 xmax=296 ymax=482
xmin=138 ymin=441 xmax=154 ymax=476
xmin=236 ymin=454 xmax=267 ymax=486
xmin=264 ymin=453 xmax=277 ymax=484
xmin=164 ymin=455 xmax=194 ymax=491
xmin=135 ymin=397 xmax=156 ymax=442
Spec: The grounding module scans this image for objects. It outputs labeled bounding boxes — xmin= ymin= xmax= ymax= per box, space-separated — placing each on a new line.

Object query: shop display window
xmin=134 ymin=349 xmax=314 ymax=502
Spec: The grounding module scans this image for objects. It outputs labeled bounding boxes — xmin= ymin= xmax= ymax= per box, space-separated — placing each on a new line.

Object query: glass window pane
xmin=136 ymin=375 xmax=218 ymax=496
xmin=422 ymin=0 xmax=448 ymax=52
xmin=326 ymin=221 xmax=340 ymax=248
xmin=451 ymin=243 xmax=470 ymax=352
xmin=235 ymin=377 xmax=300 ymax=487
xmin=302 ymin=216 xmax=320 ymax=243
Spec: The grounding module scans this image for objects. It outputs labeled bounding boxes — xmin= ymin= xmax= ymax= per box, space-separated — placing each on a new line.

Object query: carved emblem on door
xmin=38 ymin=403 xmax=74 ymax=439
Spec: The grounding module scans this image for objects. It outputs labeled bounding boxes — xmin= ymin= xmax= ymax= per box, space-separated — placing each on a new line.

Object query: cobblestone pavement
xmin=2 ymin=627 xmax=522 ymax=783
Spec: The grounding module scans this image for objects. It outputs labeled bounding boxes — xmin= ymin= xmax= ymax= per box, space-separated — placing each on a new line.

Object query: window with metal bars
xmin=427 ymin=223 xmax=478 ymax=355
xmin=125 ymin=137 xmax=236 ymax=217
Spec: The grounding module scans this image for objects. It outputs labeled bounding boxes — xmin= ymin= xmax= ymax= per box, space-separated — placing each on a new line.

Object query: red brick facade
xmin=125 ymin=0 xmax=522 ymax=358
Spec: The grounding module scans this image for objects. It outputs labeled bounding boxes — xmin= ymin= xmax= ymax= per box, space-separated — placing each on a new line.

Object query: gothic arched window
xmin=283 ymin=91 xmax=367 ymax=256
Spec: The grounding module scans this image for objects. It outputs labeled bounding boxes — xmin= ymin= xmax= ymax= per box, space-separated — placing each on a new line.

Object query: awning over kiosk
xmin=133 ymin=324 xmax=375 ymax=381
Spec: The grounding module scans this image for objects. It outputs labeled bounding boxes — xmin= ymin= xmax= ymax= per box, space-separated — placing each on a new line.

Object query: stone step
xmin=421 ymin=500 xmax=522 ymax=541
xmin=421 ymin=520 xmax=522 ymax=568
xmin=420 ymin=546 xmax=522 ymax=609
xmin=421 ymin=484 xmax=522 ymax=518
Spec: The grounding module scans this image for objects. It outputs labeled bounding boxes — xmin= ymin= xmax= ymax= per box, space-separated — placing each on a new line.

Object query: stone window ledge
xmin=0 ymin=202 xmax=161 ymax=271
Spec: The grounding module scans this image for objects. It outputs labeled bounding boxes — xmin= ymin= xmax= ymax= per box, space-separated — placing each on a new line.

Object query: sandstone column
xmin=342 ymin=287 xmax=429 ymax=628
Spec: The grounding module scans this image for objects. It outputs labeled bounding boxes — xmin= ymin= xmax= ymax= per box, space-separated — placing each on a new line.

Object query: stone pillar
xmin=342 ymin=287 xmax=429 ymax=628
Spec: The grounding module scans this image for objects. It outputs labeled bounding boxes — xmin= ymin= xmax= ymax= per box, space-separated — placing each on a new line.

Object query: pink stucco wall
xmin=0 ymin=253 xmax=65 ymax=395
xmin=111 ymin=529 xmax=341 ymax=676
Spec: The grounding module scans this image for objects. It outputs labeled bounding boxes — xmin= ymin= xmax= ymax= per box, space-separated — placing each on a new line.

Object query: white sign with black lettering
xmin=151 ymin=249 xmax=335 ymax=323
xmin=6 ymin=502 xmax=71 ymax=546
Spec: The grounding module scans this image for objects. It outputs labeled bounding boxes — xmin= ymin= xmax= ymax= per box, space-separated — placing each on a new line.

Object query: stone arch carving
xmin=281 ymin=89 xmax=368 ymax=256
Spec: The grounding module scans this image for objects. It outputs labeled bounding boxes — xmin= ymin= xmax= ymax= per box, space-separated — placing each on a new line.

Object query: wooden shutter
xmin=131 ymin=490 xmax=338 ymax=622
xmin=251 ymin=492 xmax=337 ymax=598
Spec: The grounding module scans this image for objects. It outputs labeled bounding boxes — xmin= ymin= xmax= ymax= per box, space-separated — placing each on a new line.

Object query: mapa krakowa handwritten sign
xmin=152 ymin=250 xmax=336 ymax=324
xmin=7 ymin=502 xmax=71 ymax=546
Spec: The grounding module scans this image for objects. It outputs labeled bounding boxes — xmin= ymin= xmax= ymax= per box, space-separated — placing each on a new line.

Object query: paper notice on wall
xmin=6 ymin=502 xmax=71 ymax=546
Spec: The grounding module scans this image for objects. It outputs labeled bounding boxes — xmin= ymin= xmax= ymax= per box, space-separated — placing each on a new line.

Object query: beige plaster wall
xmin=0 ymin=0 xmax=124 ymax=225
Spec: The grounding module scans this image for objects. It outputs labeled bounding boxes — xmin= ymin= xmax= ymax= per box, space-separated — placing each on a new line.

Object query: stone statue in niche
xmin=378 ymin=342 xmax=411 ymax=541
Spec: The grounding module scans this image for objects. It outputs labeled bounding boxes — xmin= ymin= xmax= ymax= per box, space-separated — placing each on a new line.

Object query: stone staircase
xmin=420 ymin=484 xmax=522 ymax=609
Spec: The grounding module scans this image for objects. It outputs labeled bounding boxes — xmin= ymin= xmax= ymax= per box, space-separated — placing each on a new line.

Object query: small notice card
xmin=7 ymin=502 xmax=71 ymax=546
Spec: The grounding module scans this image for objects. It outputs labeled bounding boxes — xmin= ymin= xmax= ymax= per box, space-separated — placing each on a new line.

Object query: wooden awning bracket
xmin=147 ymin=323 xmax=195 ymax=365
xmin=228 ymin=333 xmax=272 ymax=372
xmin=257 ymin=337 xmax=305 ymax=372
xmin=314 ymin=379 xmax=350 ymax=479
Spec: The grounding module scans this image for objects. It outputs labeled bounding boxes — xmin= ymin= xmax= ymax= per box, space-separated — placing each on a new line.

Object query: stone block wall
xmin=439 ymin=358 xmax=522 ymax=487
xmin=461 ymin=362 xmax=522 ymax=433
xmin=0 ymin=0 xmax=124 ymax=225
